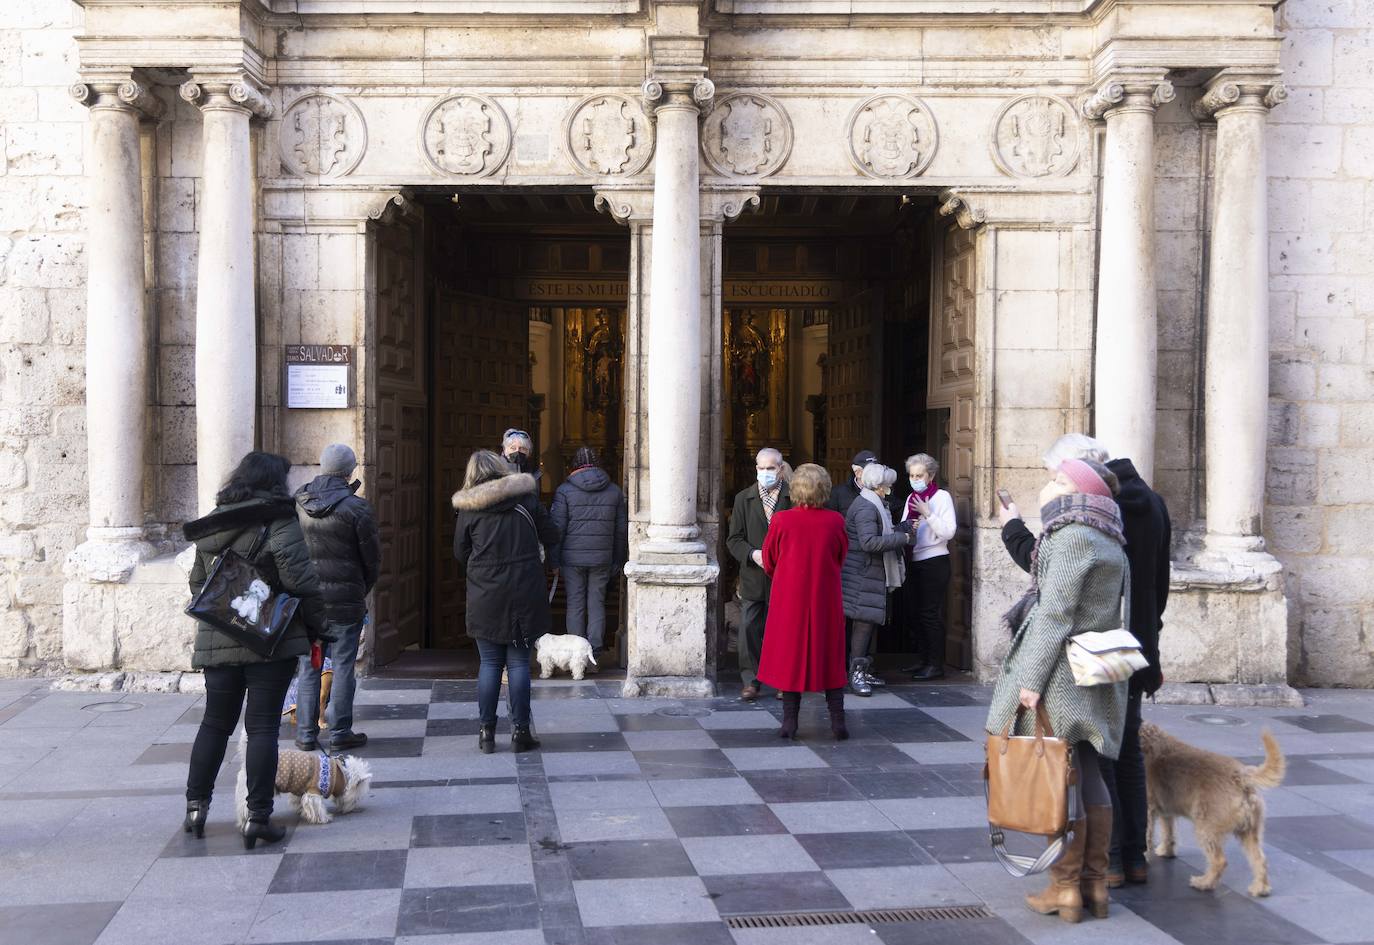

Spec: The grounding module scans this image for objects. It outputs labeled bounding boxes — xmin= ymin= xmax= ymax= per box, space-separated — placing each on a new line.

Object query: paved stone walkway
xmin=2 ymin=675 xmax=1374 ymax=945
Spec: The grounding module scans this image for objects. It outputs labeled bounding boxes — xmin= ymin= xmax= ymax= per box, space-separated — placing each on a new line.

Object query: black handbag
xmin=185 ymin=524 xmax=301 ymax=658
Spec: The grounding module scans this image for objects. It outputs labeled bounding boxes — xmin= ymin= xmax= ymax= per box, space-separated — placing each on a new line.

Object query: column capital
xmin=700 ymin=186 xmax=760 ymax=224
xmin=593 ymin=186 xmax=655 ymax=225
xmin=70 ymin=72 xmax=165 ymax=120
xmin=1192 ymin=72 xmax=1288 ymax=121
xmin=937 ymin=189 xmax=988 ymax=230
xmin=179 ymin=73 xmax=273 ymax=119
xmin=1081 ymin=74 xmax=1175 ymax=121
xmin=642 ymin=75 xmax=714 ymax=114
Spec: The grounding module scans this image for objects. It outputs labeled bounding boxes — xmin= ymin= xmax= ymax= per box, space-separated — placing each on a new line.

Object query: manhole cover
xmin=656 ymin=706 xmax=711 ymax=718
xmin=82 ymin=701 xmax=143 ymax=714
xmin=1187 ymin=713 xmax=1246 ymax=726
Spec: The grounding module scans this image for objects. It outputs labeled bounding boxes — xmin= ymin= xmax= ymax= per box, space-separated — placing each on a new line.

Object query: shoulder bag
xmin=984 ymin=703 xmax=1080 ymax=876
xmin=513 ymin=502 xmax=546 ymax=563
xmin=1065 ymin=572 xmax=1146 ymax=686
xmin=185 ymin=524 xmax=301 ymax=658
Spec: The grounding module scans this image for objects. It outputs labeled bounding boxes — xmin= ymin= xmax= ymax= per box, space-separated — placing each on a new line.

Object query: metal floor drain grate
xmin=726 ymin=905 xmax=992 ymax=929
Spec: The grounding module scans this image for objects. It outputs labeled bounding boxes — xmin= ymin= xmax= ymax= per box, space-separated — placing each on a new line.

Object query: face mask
xmin=1039 ymin=480 xmax=1067 ymax=509
xmin=910 ymin=478 xmax=928 ymax=492
xmin=757 ymin=470 xmax=778 ymax=489
xmin=507 ymin=452 xmax=529 ymax=472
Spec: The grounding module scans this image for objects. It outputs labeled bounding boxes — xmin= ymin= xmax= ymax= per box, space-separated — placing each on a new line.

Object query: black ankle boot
xmin=183 ymin=798 xmax=209 ymax=838
xmin=825 ymin=688 xmax=848 ymax=741
xmin=511 ymin=725 xmax=540 ymax=752
xmin=478 ymin=723 xmax=496 ymax=754
xmin=779 ymin=692 xmax=801 ymax=739
xmin=242 ymin=816 xmax=286 ymax=850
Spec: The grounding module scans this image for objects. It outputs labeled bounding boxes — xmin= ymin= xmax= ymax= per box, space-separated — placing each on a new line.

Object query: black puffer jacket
xmin=826 ymin=476 xmax=863 ymax=516
xmin=295 ymin=474 xmax=382 ymax=625
xmin=841 ymin=495 xmax=909 ymax=625
xmin=549 ymin=467 xmax=628 ymax=569
xmin=453 ymin=473 xmax=561 ymax=646
xmin=184 ymin=495 xmax=326 ymax=669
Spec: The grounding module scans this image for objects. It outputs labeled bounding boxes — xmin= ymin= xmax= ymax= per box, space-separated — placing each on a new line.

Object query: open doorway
xmin=369 ymin=190 xmax=630 ymax=674
xmin=719 ymin=193 xmax=975 ymax=672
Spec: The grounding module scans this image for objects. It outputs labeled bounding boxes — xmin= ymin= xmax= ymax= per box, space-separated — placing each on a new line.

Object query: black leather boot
xmin=778 ymin=691 xmax=801 ymax=739
xmin=825 ymin=688 xmax=849 ymax=741
xmin=511 ymin=725 xmax=541 ymax=752
xmin=242 ymin=816 xmax=285 ymax=850
xmin=478 ymin=723 xmax=496 ymax=754
xmin=183 ymin=798 xmax=209 ymax=839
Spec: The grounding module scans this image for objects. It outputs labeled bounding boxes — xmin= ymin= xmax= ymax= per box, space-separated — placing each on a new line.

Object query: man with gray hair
xmin=726 ymin=447 xmax=792 ymax=700
xmin=293 ymin=443 xmax=382 ymax=753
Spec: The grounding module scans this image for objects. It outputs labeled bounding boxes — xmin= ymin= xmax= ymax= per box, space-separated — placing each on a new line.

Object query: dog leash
xmin=549 ymin=573 xmax=559 ymax=604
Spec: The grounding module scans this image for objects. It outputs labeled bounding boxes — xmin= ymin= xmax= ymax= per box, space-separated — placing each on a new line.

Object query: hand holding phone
xmin=997 ymin=488 xmax=1013 ymax=509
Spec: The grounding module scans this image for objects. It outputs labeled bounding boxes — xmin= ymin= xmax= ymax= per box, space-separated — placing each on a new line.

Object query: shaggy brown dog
xmin=1139 ymin=722 xmax=1285 ymax=897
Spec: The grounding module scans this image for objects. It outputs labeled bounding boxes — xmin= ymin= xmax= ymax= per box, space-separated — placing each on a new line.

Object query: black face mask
xmin=506 ymin=452 xmax=529 ymax=472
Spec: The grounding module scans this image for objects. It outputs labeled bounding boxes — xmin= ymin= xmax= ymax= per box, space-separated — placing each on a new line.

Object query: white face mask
xmin=757 ymin=470 xmax=778 ymax=489
xmin=1040 ymin=479 xmax=1070 ymax=509
xmin=910 ymin=478 xmax=928 ymax=492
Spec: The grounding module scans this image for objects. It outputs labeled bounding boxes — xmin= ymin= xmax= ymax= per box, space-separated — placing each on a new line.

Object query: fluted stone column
xmin=180 ymin=75 xmax=272 ymax=514
xmin=66 ymin=76 xmax=163 ymax=580
xmin=1197 ymin=74 xmax=1287 ymax=557
xmin=1083 ymin=74 xmax=1174 ymax=484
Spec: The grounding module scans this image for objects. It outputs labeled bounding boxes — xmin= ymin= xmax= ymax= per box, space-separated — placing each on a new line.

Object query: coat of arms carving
xmin=847 ymin=94 xmax=938 ymax=180
xmin=279 ymin=94 xmax=366 ymax=178
xmin=421 ymin=93 xmax=512 ymax=177
xmin=565 ymin=94 xmax=653 ymax=176
xmin=992 ymin=95 xmax=1080 ymax=178
xmin=701 ymin=93 xmax=793 ymax=178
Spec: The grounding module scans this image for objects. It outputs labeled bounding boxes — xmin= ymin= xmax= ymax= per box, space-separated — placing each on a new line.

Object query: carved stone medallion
xmin=701 ymin=92 xmax=793 ymax=178
xmin=420 ymin=93 xmax=512 ymax=177
xmin=280 ymin=93 xmax=366 ymax=178
xmin=565 ymin=93 xmax=653 ymax=177
xmin=846 ymin=94 xmax=938 ymax=180
xmin=991 ymin=95 xmax=1080 ymax=178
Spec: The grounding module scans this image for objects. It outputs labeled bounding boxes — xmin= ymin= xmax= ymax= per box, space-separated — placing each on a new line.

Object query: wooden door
xmin=823 ymin=289 xmax=881 ymax=484
xmin=371 ymin=220 xmax=427 ymax=666
xmin=928 ymin=224 xmax=978 ymax=670
xmin=430 ymin=288 xmax=531 ymax=648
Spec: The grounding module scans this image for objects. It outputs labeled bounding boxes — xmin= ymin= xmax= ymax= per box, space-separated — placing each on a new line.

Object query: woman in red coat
xmin=757 ymin=463 xmax=851 ymax=740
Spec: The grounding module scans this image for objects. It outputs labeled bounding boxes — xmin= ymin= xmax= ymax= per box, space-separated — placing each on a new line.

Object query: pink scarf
xmin=906 ymin=479 xmax=939 ymax=519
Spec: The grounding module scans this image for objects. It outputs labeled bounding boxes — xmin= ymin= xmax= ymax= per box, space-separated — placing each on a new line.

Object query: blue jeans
xmin=476 ymin=638 xmax=532 ymax=728
xmin=296 ymin=617 xmax=363 ymax=746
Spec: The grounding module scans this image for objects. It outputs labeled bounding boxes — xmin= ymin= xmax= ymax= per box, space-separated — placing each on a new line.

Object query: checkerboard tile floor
xmin=4 ymin=676 xmax=1374 ymax=945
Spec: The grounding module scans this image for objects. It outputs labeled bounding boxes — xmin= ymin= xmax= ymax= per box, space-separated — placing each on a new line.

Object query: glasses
xmin=503 ymin=429 xmax=530 ymax=440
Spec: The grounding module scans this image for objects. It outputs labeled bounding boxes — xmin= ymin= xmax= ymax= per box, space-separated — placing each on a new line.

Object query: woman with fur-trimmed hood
xmin=453 ymin=450 xmax=560 ymax=753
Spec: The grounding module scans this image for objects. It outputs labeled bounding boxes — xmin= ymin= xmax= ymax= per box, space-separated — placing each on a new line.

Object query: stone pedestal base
xmin=622 ymin=556 xmax=719 ymax=698
xmin=65 ymin=530 xmax=156 ymax=583
xmin=61 ymin=552 xmax=194 ymax=673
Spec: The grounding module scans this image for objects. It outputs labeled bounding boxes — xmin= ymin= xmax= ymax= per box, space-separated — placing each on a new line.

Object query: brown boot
xmin=1025 ymin=818 xmax=1086 ymax=923
xmin=1081 ymin=805 xmax=1114 ymax=919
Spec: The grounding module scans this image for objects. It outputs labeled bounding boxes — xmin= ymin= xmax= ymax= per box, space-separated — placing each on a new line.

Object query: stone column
xmin=1082 ymin=74 xmax=1174 ymax=484
xmin=1197 ymin=74 xmax=1287 ymax=557
xmin=179 ymin=75 xmax=272 ymax=513
xmin=66 ymin=76 xmax=163 ymax=580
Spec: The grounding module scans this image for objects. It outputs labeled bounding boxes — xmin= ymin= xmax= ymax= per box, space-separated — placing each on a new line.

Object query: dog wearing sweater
xmin=234 ymin=730 xmax=372 ymax=827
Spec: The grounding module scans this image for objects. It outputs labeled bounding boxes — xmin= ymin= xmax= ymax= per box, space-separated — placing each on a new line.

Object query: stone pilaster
xmin=1082 ymin=73 xmax=1174 ymax=484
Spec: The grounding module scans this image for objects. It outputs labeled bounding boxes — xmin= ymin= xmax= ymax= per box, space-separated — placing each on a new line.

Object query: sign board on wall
xmin=285 ymin=345 xmax=352 ymax=409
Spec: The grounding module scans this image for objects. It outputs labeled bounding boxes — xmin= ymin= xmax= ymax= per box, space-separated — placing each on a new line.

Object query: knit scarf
xmin=906 ymin=478 xmax=939 ymax=520
xmin=860 ymin=489 xmax=906 ymax=590
xmin=1000 ymin=492 xmax=1126 ymax=636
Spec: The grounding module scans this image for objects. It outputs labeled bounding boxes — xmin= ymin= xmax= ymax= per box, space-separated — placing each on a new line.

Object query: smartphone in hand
xmin=997 ymin=488 xmax=1013 ymax=509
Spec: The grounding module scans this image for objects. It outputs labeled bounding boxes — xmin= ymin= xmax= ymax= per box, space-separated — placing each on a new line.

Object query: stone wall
xmin=1263 ymin=0 xmax=1374 ymax=687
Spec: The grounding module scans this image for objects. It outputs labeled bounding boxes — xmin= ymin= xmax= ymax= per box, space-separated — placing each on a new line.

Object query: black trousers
xmin=186 ymin=659 xmax=297 ymax=819
xmin=904 ymin=555 xmax=951 ymax=667
xmin=1098 ymin=689 xmax=1148 ymax=866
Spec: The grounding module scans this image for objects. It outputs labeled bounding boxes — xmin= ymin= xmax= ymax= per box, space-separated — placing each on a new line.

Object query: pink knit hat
xmin=1058 ymin=458 xmax=1112 ymax=498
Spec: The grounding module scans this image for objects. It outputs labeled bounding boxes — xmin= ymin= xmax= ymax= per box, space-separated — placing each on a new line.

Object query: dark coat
xmin=841 ymin=496 xmax=910 ymax=625
xmin=1000 ymin=458 xmax=1172 ymax=695
xmin=825 ymin=476 xmax=863 ymax=516
xmin=453 ymin=473 xmax=561 ymax=646
xmin=549 ymin=467 xmax=628 ymax=569
xmin=726 ymin=482 xmax=792 ymax=602
xmin=184 ymin=495 xmax=326 ymax=669
xmin=294 ymin=475 xmax=382 ymax=625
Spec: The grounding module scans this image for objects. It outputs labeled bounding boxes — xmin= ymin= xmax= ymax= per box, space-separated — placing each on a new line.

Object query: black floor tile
xmin=906 ymin=827 xmax=1001 ymax=864
xmin=160 ymin=819 xmax=299 ymax=858
xmin=349 ymin=736 xmax=424 ymax=758
xmin=564 ymin=839 xmax=696 ymax=880
xmin=707 ymin=728 xmax=802 ymax=749
xmin=630 ymin=749 xmax=733 ymax=773
xmin=742 ymin=769 xmax=863 ymax=803
xmin=536 ymin=732 xmax=631 ymax=753
xmin=582 ymin=923 xmax=736 ymax=945
xmin=1277 ymin=714 xmax=1374 ymax=734
xmin=411 ymin=812 xmax=528 ymax=847
xmin=532 ymin=685 xmax=603 ymax=700
xmin=1122 ymin=874 xmax=1322 ymax=945
xmin=426 ymin=717 xmax=483 ymax=737
xmin=1270 ymin=757 xmax=1366 ymax=785
xmin=615 ymin=713 xmax=703 ymax=731
xmin=866 ymin=722 xmax=971 ymax=744
xmin=353 ymin=703 xmax=428 ymax=721
xmin=397 ymin=884 xmax=539 ymax=935
xmin=132 ymin=742 xmax=192 ymax=765
xmin=268 ymin=849 xmax=408 ymax=893
xmin=702 ymin=871 xmax=849 ymax=916
xmin=431 ymin=681 xmax=479 ymax=703
xmin=0 ymin=901 xmax=120 ymax=945
xmin=360 ymin=677 xmax=434 ymax=690
xmin=664 ymin=803 xmax=787 ymax=838
xmin=877 ymin=917 xmax=1031 ymax=944
xmin=258 ymin=939 xmax=392 ymax=945
xmin=892 ymin=687 xmax=983 ymax=708
xmin=812 ymin=743 xmax=923 ymax=770
xmin=637 ymin=762 xmax=741 ymax=781
xmin=795 ymin=830 xmax=937 ymax=869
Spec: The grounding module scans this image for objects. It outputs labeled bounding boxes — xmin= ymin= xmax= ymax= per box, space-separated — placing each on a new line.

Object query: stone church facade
xmin=0 ymin=0 xmax=1370 ymax=697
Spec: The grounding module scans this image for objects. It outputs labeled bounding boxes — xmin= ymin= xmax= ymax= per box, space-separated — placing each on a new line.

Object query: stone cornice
xmin=180 ymin=73 xmax=273 ymax=119
xmin=1192 ymin=71 xmax=1287 ymax=120
xmin=1080 ymin=73 xmax=1175 ymax=120
xmin=70 ymin=72 xmax=165 ymax=120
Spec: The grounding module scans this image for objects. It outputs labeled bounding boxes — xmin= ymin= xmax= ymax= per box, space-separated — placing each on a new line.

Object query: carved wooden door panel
xmin=823 ymin=290 xmax=879 ymax=484
xmin=929 ymin=224 xmax=978 ymax=670
xmin=430 ymin=289 xmax=531 ymax=648
xmin=371 ymin=221 xmax=427 ymax=666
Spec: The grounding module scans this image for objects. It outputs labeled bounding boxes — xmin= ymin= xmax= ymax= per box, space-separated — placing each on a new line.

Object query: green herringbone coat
xmin=986 ymin=521 xmax=1130 ymax=759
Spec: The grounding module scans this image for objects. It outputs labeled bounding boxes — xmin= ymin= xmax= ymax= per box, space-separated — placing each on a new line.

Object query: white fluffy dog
xmin=534 ymin=633 xmax=598 ymax=680
xmin=234 ymin=730 xmax=372 ymax=827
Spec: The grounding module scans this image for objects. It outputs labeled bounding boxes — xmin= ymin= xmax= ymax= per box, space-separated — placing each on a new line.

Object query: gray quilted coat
xmin=985 ymin=521 xmax=1130 ymax=759
xmin=841 ymin=496 xmax=909 ymax=625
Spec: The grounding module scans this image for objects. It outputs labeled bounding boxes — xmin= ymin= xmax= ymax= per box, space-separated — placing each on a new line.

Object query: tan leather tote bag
xmin=983 ymin=703 xmax=1079 ymax=876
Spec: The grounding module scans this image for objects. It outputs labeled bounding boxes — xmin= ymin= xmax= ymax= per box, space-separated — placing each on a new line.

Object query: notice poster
xmin=285 ymin=345 xmax=352 ymax=409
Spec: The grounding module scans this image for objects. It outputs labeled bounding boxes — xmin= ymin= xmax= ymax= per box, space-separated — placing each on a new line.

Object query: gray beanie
xmin=320 ymin=443 xmax=357 ymax=478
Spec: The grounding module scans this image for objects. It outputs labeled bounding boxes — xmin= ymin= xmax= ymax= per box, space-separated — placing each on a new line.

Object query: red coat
xmin=757 ymin=506 xmax=850 ymax=693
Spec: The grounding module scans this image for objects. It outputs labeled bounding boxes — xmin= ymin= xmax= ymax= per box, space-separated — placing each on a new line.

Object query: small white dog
xmin=534 ymin=633 xmax=597 ymax=680
xmin=234 ymin=730 xmax=372 ymax=827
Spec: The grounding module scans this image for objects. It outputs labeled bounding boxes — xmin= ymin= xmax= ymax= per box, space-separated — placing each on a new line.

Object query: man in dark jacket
xmin=293 ymin=443 xmax=382 ymax=753
xmin=998 ymin=434 xmax=1171 ymax=887
xmin=550 ymin=447 xmax=628 ymax=655
xmin=725 ymin=447 xmax=791 ymax=700
xmin=825 ymin=449 xmax=878 ymax=515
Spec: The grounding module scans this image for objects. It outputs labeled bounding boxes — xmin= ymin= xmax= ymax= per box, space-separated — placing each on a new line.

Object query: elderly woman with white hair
xmin=501 ymin=428 xmax=538 ymax=478
xmin=899 ymin=453 xmax=957 ymax=680
xmin=840 ymin=463 xmax=913 ymax=696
